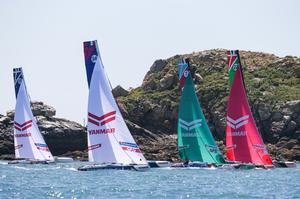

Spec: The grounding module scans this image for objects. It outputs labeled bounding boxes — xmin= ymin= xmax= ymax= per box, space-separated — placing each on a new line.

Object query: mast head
xmin=227 ymin=50 xmax=242 ymax=86
xmin=177 ymin=58 xmax=190 ymax=92
xmin=13 ymin=67 xmax=24 ymax=99
xmin=83 ymin=40 xmax=100 ymax=88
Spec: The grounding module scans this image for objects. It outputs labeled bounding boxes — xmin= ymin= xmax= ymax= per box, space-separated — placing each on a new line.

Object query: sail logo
xmin=226 ymin=115 xmax=249 ymax=129
xmin=91 ymin=54 xmax=97 ymax=63
xmin=228 ymin=50 xmax=239 ymax=71
xmin=119 ymin=142 xmax=141 ymax=153
xmin=226 ymin=144 xmax=237 ymax=150
xmin=205 ymin=144 xmax=219 ymax=153
xmin=15 ymin=144 xmax=23 ymax=150
xmin=179 ymin=119 xmax=202 ymax=131
xmin=88 ymin=111 xmax=116 ymax=126
xmin=15 ymin=133 xmax=32 ymax=137
xmin=89 ymin=128 xmax=115 ymax=135
xmin=88 ymin=144 xmax=101 ymax=151
xmin=35 ymin=143 xmax=49 ymax=151
xmin=14 ymin=120 xmax=32 ymax=131
xmin=230 ymin=131 xmax=247 ymax=136
xmin=253 ymin=144 xmax=268 ymax=154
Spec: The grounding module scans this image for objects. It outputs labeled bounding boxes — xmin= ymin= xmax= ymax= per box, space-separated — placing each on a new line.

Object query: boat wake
xmin=65 ymin=167 xmax=78 ymax=172
xmin=0 ymin=161 xmax=8 ymax=165
xmin=12 ymin=166 xmax=31 ymax=170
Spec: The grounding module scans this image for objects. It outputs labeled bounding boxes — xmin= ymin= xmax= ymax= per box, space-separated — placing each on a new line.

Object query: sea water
xmin=0 ymin=161 xmax=299 ymax=199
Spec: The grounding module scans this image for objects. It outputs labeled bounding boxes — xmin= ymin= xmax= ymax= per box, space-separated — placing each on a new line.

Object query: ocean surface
xmin=0 ymin=161 xmax=299 ymax=199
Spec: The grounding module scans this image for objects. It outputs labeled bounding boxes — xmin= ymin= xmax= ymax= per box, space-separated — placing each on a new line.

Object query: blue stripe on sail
xmin=35 ymin=143 xmax=48 ymax=147
xmin=119 ymin=142 xmax=138 ymax=148
xmin=83 ymin=40 xmax=98 ymax=88
xmin=13 ymin=67 xmax=24 ymax=99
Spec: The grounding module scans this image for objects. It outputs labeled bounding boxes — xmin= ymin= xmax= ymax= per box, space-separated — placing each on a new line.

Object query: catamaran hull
xmin=54 ymin=157 xmax=74 ymax=163
xmin=147 ymin=160 xmax=171 ymax=168
xmin=78 ymin=163 xmax=150 ymax=171
xmin=171 ymin=162 xmax=215 ymax=169
xmin=273 ymin=161 xmax=296 ymax=168
xmin=8 ymin=159 xmax=54 ymax=164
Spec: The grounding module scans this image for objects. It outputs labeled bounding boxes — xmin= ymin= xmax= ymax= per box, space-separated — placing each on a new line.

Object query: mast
xmin=83 ymin=40 xmax=147 ymax=165
xmin=177 ymin=59 xmax=225 ymax=164
xmin=226 ymin=50 xmax=273 ymax=165
xmin=13 ymin=68 xmax=53 ymax=161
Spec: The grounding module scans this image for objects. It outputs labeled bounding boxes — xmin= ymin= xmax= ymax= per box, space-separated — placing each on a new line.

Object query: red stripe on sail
xmin=226 ymin=64 xmax=272 ymax=165
xmin=87 ymin=144 xmax=101 ymax=151
xmin=122 ymin=146 xmax=141 ymax=153
xmin=15 ymin=144 xmax=23 ymax=149
xmin=14 ymin=120 xmax=32 ymax=127
xmin=14 ymin=125 xmax=22 ymax=131
xmin=100 ymin=117 xmax=115 ymax=126
xmin=88 ymin=118 xmax=99 ymax=126
xmin=36 ymin=147 xmax=49 ymax=151
xmin=88 ymin=111 xmax=116 ymax=121
xmin=21 ymin=124 xmax=32 ymax=131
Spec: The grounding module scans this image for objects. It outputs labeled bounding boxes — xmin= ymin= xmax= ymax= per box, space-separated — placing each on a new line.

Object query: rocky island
xmin=1 ymin=49 xmax=300 ymax=162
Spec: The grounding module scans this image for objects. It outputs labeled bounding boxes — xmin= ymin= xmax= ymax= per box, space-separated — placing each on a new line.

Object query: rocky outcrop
xmin=1 ymin=50 xmax=300 ymax=162
xmin=0 ymin=102 xmax=177 ymax=161
xmin=118 ymin=49 xmax=300 ymax=161
xmin=112 ymin=85 xmax=129 ymax=97
xmin=0 ymin=102 xmax=87 ymax=159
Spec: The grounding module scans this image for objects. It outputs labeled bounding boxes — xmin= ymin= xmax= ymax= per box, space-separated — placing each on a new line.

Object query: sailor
xmin=183 ymin=160 xmax=189 ymax=167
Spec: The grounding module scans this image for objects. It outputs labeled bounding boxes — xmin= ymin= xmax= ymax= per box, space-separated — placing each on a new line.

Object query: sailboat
xmin=172 ymin=59 xmax=225 ymax=168
xmin=9 ymin=68 xmax=54 ymax=164
xmin=78 ymin=40 xmax=149 ymax=171
xmin=225 ymin=50 xmax=274 ymax=169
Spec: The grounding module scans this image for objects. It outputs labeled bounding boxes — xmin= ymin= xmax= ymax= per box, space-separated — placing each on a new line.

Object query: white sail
xmin=13 ymin=68 xmax=54 ymax=161
xmin=84 ymin=41 xmax=147 ymax=165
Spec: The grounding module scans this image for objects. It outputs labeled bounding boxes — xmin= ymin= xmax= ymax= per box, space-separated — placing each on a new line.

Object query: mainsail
xmin=83 ymin=40 xmax=147 ymax=165
xmin=226 ymin=50 xmax=273 ymax=165
xmin=13 ymin=68 xmax=54 ymax=161
xmin=177 ymin=59 xmax=225 ymax=164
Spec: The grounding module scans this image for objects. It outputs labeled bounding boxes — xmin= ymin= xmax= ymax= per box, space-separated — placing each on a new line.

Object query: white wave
xmin=0 ymin=161 xmax=8 ymax=165
xmin=65 ymin=167 xmax=78 ymax=171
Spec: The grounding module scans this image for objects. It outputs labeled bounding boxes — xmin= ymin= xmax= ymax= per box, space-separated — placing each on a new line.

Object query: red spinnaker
xmin=226 ymin=50 xmax=273 ymax=165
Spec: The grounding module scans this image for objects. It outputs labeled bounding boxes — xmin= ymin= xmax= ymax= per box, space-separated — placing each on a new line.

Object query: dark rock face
xmin=112 ymin=85 xmax=129 ymax=97
xmin=0 ymin=102 xmax=87 ymax=159
xmin=0 ymin=102 xmax=177 ymax=161
xmin=118 ymin=49 xmax=300 ymax=161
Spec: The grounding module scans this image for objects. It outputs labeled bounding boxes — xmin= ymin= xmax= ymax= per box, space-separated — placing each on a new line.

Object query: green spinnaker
xmin=178 ymin=74 xmax=225 ymax=164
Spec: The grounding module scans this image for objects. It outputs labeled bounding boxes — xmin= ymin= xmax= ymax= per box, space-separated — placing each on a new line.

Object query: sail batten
xmin=13 ymin=68 xmax=54 ymax=161
xmin=84 ymin=40 xmax=147 ymax=165
xmin=177 ymin=59 xmax=225 ymax=164
xmin=226 ymin=50 xmax=273 ymax=165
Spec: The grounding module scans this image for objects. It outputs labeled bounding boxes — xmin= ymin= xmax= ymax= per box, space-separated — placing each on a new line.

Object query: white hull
xmin=54 ymin=157 xmax=74 ymax=163
xmin=8 ymin=159 xmax=54 ymax=165
xmin=148 ymin=160 xmax=171 ymax=168
xmin=78 ymin=163 xmax=149 ymax=171
xmin=273 ymin=160 xmax=296 ymax=168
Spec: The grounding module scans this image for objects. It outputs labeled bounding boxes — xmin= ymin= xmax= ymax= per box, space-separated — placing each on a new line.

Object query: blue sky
xmin=0 ymin=0 xmax=299 ymax=123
